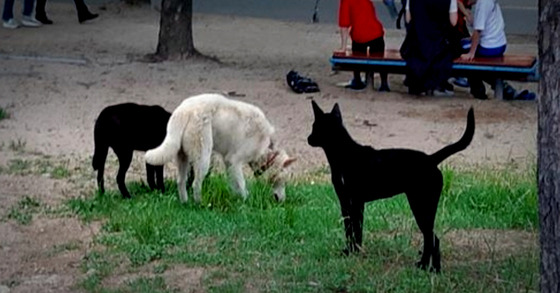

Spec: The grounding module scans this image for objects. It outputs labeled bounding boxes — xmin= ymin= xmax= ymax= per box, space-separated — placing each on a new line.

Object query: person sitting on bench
xmin=336 ymin=0 xmax=390 ymax=91
xmin=401 ymin=0 xmax=458 ymax=96
xmin=460 ymin=0 xmax=535 ymax=100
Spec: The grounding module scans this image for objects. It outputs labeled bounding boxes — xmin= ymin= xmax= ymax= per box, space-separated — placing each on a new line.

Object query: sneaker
xmin=345 ymin=79 xmax=367 ymax=91
xmin=21 ymin=15 xmax=42 ymax=27
xmin=2 ymin=18 xmax=19 ymax=29
xmin=433 ymin=88 xmax=453 ymax=97
xmin=452 ymin=77 xmax=470 ymax=88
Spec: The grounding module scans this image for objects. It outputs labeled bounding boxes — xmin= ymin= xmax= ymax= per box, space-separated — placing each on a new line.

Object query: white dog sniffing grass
xmin=145 ymin=93 xmax=295 ymax=203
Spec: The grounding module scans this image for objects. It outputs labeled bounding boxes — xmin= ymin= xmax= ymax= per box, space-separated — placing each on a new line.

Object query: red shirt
xmin=338 ymin=0 xmax=384 ymax=43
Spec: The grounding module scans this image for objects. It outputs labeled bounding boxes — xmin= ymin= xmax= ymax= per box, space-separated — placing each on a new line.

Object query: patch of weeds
xmin=126 ymin=276 xmax=170 ymax=293
xmin=8 ymin=159 xmax=31 ymax=174
xmin=153 ymin=263 xmax=169 ymax=274
xmin=79 ymin=251 xmax=119 ymax=292
xmin=0 ymin=107 xmax=8 ymax=121
xmin=51 ymin=165 xmax=71 ymax=179
xmin=6 ymin=196 xmax=41 ymax=225
xmin=9 ymin=139 xmax=26 ymax=152
xmin=49 ymin=241 xmax=82 ymax=256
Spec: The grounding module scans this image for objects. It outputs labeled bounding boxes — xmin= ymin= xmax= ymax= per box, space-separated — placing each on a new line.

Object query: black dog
xmin=92 ymin=103 xmax=171 ymax=198
xmin=307 ymin=101 xmax=474 ymax=272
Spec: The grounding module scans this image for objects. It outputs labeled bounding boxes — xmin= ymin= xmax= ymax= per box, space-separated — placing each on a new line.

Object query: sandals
xmin=287 ymin=70 xmax=320 ymax=94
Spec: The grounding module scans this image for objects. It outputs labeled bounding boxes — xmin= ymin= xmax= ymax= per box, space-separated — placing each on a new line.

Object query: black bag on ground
xmin=286 ymin=70 xmax=320 ymax=94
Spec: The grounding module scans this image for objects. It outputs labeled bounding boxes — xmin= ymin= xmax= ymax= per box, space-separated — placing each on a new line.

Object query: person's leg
xmin=367 ymin=37 xmax=390 ymax=92
xmin=20 ymin=0 xmax=42 ymax=27
xmin=74 ymin=0 xmax=98 ymax=23
xmin=345 ymin=41 xmax=366 ymax=90
xmin=35 ymin=0 xmax=52 ymax=24
xmin=22 ymin=0 xmax=34 ymax=17
xmin=2 ymin=0 xmax=15 ymax=22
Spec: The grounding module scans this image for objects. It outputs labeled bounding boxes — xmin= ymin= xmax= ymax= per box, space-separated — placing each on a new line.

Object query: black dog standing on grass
xmin=307 ymin=101 xmax=474 ymax=272
xmin=92 ymin=103 xmax=171 ymax=198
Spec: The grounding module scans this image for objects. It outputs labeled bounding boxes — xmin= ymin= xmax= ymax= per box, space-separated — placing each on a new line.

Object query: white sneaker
xmin=21 ymin=15 xmax=42 ymax=27
xmin=2 ymin=18 xmax=19 ymax=29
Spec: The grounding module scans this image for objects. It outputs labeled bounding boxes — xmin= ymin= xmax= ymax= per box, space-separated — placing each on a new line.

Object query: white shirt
xmin=473 ymin=0 xmax=507 ymax=48
xmin=406 ymin=0 xmax=458 ymax=13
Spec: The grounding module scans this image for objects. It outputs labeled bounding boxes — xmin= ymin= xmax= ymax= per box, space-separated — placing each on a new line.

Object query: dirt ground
xmin=0 ymin=2 xmax=538 ymax=292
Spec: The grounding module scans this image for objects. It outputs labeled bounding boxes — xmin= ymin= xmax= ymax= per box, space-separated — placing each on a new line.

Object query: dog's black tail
xmin=430 ymin=107 xmax=475 ymax=165
xmin=92 ymin=118 xmax=109 ymax=172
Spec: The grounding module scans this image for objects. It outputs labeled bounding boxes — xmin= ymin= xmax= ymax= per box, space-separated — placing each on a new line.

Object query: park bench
xmin=330 ymin=49 xmax=539 ymax=99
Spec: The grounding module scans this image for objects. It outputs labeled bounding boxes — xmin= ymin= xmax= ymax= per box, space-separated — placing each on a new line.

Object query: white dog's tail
xmin=145 ymin=113 xmax=187 ymax=165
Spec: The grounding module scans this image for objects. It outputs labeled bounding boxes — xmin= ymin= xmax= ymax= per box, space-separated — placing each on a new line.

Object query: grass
xmin=6 ymin=196 xmax=41 ymax=225
xmin=0 ymin=107 xmax=8 ymax=121
xmin=67 ymin=167 xmax=538 ymax=292
xmin=2 ymin=158 xmax=71 ymax=178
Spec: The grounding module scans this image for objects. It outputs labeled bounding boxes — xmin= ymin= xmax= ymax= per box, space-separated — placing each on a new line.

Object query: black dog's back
xmin=93 ymin=103 xmax=171 ymax=198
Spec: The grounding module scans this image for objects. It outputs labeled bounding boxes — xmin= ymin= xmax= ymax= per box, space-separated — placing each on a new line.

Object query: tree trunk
xmin=538 ymin=1 xmax=560 ymax=292
xmin=155 ymin=0 xmax=199 ymax=60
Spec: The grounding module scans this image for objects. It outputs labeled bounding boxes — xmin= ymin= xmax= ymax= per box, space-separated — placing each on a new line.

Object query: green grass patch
xmin=68 ymin=167 xmax=538 ymax=292
xmin=6 ymin=196 xmax=41 ymax=225
xmin=0 ymin=107 xmax=8 ymax=121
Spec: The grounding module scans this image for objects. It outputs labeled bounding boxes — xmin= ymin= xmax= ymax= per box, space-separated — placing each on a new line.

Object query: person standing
xmin=337 ymin=0 xmax=390 ymax=91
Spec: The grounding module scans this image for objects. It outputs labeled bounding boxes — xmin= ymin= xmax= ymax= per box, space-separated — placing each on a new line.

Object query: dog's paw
xmin=341 ymin=248 xmax=350 ymax=256
xmin=429 ymin=266 xmax=441 ymax=274
xmin=415 ymin=261 xmax=429 ymax=271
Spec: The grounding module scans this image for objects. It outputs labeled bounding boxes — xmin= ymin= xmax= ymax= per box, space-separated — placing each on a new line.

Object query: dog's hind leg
xmin=407 ymin=188 xmax=442 ymax=272
xmin=114 ymin=148 xmax=133 ymax=199
xmin=155 ymin=165 xmax=165 ymax=193
xmin=146 ymin=163 xmax=165 ymax=193
xmin=176 ymin=152 xmax=190 ymax=203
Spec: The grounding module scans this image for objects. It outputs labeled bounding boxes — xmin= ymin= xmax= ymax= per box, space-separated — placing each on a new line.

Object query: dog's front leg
xmin=339 ymin=199 xmax=354 ymax=255
xmin=227 ymin=162 xmax=248 ymax=199
xmin=350 ymin=201 xmax=365 ymax=251
xmin=333 ymin=172 xmax=358 ymax=255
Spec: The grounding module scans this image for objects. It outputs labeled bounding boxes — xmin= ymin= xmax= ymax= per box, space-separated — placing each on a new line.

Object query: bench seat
xmin=330 ymin=49 xmax=538 ymax=99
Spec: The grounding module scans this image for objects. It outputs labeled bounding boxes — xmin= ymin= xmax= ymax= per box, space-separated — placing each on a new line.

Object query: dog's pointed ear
xmin=283 ymin=157 xmax=297 ymax=168
xmin=311 ymin=100 xmax=324 ymax=117
xmin=331 ymin=103 xmax=342 ymax=121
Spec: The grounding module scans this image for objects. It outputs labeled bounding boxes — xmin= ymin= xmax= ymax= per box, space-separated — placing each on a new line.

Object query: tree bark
xmin=538 ymin=1 xmax=560 ymax=293
xmin=154 ymin=0 xmax=199 ymax=60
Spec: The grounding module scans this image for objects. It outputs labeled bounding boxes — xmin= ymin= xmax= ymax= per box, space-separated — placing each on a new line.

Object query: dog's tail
xmin=430 ymin=107 xmax=475 ymax=165
xmin=92 ymin=118 xmax=109 ymax=171
xmin=145 ymin=111 xmax=186 ymax=166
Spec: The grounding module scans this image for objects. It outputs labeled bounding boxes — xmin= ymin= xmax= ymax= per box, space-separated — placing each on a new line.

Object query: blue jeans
xmin=2 ymin=0 xmax=35 ymax=21
xmin=460 ymin=38 xmax=507 ymax=57
xmin=461 ymin=39 xmax=510 ymax=97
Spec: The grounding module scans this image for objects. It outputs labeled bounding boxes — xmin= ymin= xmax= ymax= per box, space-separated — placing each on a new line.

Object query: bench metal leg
xmin=494 ymin=79 xmax=504 ymax=100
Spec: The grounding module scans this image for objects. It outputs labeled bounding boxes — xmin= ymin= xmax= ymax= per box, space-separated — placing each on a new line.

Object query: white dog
xmin=145 ymin=93 xmax=295 ymax=203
